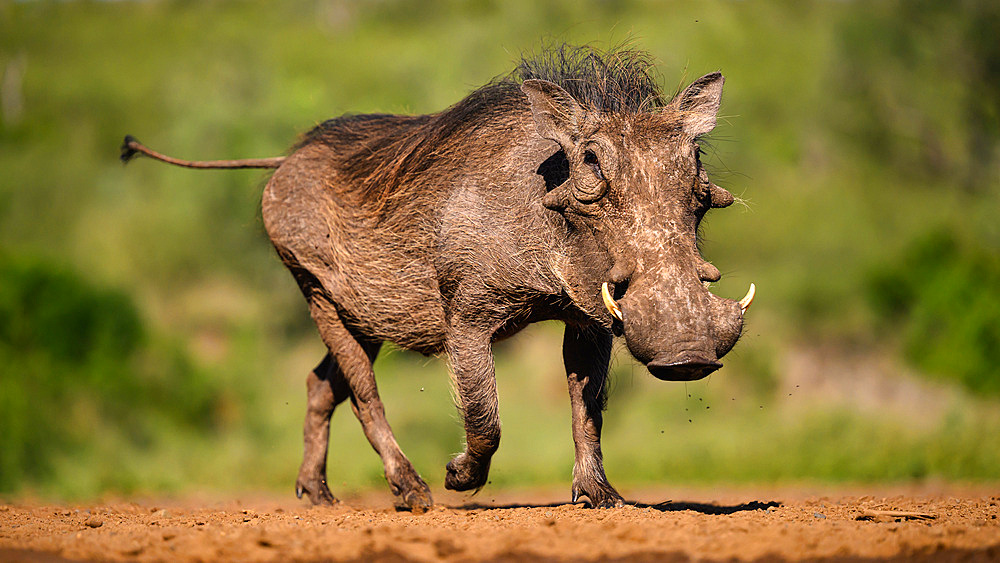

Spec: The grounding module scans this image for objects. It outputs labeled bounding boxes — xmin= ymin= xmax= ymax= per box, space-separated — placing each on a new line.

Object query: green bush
xmin=0 ymin=255 xmax=141 ymax=365
xmin=868 ymin=230 xmax=1000 ymax=395
xmin=0 ymin=254 xmax=221 ymax=492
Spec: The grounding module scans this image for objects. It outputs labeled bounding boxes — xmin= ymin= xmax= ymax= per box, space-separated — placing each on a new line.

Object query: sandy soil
xmin=1 ymin=485 xmax=998 ymax=562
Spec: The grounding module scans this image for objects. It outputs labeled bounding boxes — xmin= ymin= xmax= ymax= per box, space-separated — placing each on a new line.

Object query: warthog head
xmin=522 ymin=71 xmax=753 ymax=381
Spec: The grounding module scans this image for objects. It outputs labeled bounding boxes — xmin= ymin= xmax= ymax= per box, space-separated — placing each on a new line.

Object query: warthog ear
xmin=670 ymin=72 xmax=724 ymax=137
xmin=521 ymin=79 xmax=584 ymax=148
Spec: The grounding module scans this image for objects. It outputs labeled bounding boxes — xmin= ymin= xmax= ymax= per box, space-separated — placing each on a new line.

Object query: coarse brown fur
xmin=124 ymin=44 xmax=749 ymax=512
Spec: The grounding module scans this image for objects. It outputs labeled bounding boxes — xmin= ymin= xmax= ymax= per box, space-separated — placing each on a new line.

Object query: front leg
xmin=444 ymin=327 xmax=500 ymax=492
xmin=564 ymin=324 xmax=624 ymax=508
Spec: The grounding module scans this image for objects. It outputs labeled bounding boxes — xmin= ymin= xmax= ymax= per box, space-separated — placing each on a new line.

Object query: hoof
xmin=388 ymin=470 xmax=433 ymax=513
xmin=571 ymin=482 xmax=624 ymax=508
xmin=396 ymin=488 xmax=434 ymax=514
xmin=295 ymin=477 xmax=337 ymax=506
xmin=444 ymin=454 xmax=490 ymax=492
xmin=389 ymin=473 xmax=434 ymax=514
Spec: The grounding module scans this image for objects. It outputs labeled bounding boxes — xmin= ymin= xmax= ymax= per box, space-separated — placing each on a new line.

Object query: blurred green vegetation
xmin=1 ymin=0 xmax=998 ymax=499
xmin=868 ymin=230 xmax=1000 ymax=395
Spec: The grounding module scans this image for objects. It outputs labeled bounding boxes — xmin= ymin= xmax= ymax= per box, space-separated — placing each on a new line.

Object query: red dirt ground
xmin=1 ymin=485 xmax=998 ymax=562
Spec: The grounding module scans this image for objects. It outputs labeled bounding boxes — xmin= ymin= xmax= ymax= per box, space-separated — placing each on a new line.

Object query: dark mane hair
xmin=508 ymin=43 xmax=667 ymax=113
xmin=303 ymin=44 xmax=667 ymax=207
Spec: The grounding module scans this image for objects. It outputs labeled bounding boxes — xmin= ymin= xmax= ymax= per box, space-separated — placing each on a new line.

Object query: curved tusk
xmin=601 ymin=282 xmax=623 ymax=321
xmin=739 ymin=283 xmax=756 ymax=314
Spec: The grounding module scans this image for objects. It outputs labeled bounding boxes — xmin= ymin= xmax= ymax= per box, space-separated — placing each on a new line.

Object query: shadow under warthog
xmin=451 ymin=499 xmax=781 ymax=514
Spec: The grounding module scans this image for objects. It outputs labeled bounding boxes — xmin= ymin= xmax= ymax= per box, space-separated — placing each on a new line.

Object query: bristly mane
xmin=508 ymin=44 xmax=667 ymax=113
xmin=303 ymin=44 xmax=666 ymax=207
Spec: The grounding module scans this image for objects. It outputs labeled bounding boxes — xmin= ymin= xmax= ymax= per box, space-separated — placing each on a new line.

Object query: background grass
xmin=1 ymin=0 xmax=998 ymax=500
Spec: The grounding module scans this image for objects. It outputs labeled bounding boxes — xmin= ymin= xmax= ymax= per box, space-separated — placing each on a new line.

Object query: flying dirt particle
xmin=688 ymin=419 xmax=692 ymax=423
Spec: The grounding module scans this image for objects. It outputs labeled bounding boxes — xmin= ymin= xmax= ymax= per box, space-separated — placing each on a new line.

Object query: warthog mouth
xmin=646 ymin=355 xmax=723 ymax=381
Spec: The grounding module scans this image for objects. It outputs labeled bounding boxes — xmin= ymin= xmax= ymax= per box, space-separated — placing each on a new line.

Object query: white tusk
xmin=601 ymin=282 xmax=623 ymax=321
xmin=739 ymin=283 xmax=756 ymax=314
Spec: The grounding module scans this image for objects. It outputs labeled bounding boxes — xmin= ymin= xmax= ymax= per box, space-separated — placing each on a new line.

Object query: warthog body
xmin=123 ymin=45 xmax=752 ymax=511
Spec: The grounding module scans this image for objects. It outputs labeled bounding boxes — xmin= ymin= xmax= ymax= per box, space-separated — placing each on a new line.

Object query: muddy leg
xmin=444 ymin=328 xmax=500 ymax=492
xmin=295 ymin=353 xmax=349 ymax=505
xmin=309 ymin=297 xmax=432 ymax=512
xmin=564 ymin=324 xmax=624 ymax=508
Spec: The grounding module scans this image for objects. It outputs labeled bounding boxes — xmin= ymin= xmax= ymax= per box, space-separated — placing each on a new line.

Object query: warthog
xmin=122 ymin=44 xmax=753 ymax=511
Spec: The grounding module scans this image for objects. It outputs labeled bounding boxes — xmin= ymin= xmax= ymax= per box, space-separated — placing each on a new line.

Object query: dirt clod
xmin=83 ymin=517 xmax=103 ymax=528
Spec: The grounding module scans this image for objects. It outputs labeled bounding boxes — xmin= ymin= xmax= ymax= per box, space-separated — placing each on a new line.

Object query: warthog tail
xmin=120 ymin=135 xmax=285 ymax=169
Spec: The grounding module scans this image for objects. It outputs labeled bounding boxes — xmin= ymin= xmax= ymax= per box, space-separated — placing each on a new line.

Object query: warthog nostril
xmin=646 ymin=355 xmax=723 ymax=381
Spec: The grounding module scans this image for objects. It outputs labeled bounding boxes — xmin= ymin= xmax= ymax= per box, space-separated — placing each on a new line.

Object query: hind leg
xmin=308 ymin=296 xmax=433 ymax=512
xmin=294 ymin=352 xmax=363 ymax=505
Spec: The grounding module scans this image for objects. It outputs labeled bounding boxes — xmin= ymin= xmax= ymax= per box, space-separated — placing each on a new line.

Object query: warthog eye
xmin=572 ymin=148 xmax=608 ymax=204
xmin=583 ymin=149 xmax=605 ymax=182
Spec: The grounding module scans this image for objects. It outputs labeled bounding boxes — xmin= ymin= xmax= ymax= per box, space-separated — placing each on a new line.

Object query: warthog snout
xmin=607 ymin=266 xmax=753 ymax=381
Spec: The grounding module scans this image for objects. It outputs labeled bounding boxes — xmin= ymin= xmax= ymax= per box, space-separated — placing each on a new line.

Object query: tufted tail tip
xmin=120 ymin=135 xmax=141 ymax=164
